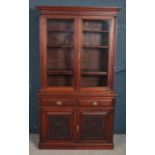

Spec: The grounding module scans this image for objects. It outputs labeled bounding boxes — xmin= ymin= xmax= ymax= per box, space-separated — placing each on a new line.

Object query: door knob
xmin=92 ymin=101 xmax=98 ymax=106
xmin=56 ymin=101 xmax=63 ymax=106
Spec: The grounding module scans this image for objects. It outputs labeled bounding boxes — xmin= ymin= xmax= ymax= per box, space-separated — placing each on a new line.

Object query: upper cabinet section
xmin=37 ymin=7 xmax=120 ymax=93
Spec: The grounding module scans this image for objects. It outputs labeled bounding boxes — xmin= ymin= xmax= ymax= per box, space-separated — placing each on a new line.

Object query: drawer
xmin=78 ymin=99 xmax=113 ymax=107
xmin=40 ymin=98 xmax=76 ymax=106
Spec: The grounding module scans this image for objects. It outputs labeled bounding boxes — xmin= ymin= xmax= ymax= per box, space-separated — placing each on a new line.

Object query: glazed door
xmin=40 ymin=16 xmax=78 ymax=89
xmin=79 ymin=17 xmax=114 ymax=88
xmin=77 ymin=109 xmax=114 ymax=143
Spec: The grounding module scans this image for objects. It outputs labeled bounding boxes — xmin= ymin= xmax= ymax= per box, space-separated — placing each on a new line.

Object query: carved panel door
xmin=40 ymin=107 xmax=76 ymax=143
xmin=77 ymin=109 xmax=114 ymax=143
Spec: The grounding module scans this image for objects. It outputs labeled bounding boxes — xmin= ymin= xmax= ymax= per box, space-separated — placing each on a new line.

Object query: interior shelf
xmin=47 ymin=70 xmax=73 ymax=75
xmin=47 ymin=45 xmax=74 ymax=48
xmin=83 ymin=45 xmax=109 ymax=48
xmin=83 ymin=30 xmax=109 ymax=33
xmin=47 ymin=29 xmax=74 ymax=32
xmin=81 ymin=71 xmax=107 ymax=76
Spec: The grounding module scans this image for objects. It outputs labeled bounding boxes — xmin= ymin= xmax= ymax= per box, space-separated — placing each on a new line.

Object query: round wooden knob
xmin=92 ymin=101 xmax=98 ymax=106
xmin=56 ymin=101 xmax=63 ymax=106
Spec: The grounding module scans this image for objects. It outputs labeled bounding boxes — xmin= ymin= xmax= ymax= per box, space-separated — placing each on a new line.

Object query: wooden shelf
xmin=82 ymin=71 xmax=107 ymax=76
xmin=47 ymin=70 xmax=107 ymax=76
xmin=47 ymin=29 xmax=73 ymax=32
xmin=83 ymin=45 xmax=108 ymax=48
xmin=47 ymin=70 xmax=73 ymax=75
xmin=47 ymin=45 xmax=74 ymax=48
xmin=83 ymin=30 xmax=109 ymax=33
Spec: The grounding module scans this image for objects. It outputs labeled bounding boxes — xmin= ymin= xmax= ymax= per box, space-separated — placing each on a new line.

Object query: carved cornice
xmin=36 ymin=6 xmax=121 ymax=16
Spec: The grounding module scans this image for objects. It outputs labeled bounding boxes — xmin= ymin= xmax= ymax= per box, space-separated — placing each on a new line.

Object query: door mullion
xmin=76 ymin=17 xmax=82 ymax=92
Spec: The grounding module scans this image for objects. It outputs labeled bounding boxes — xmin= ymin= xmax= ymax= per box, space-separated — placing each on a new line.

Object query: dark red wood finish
xmin=37 ymin=6 xmax=120 ymax=150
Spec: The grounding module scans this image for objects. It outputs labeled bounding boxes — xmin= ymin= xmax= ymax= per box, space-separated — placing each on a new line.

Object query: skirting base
xmin=39 ymin=142 xmax=114 ymax=150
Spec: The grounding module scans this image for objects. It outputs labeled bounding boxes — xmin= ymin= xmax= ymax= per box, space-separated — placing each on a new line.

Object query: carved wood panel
xmin=46 ymin=112 xmax=73 ymax=140
xmin=79 ymin=111 xmax=107 ymax=141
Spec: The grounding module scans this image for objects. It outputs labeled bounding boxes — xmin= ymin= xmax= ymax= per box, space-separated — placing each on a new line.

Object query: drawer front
xmin=40 ymin=98 xmax=76 ymax=106
xmin=78 ymin=99 xmax=113 ymax=107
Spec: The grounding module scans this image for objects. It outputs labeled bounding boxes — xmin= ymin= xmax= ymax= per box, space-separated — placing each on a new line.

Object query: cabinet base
xmin=39 ymin=142 xmax=113 ymax=150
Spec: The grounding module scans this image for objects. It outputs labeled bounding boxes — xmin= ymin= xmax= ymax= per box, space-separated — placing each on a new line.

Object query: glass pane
xmin=46 ymin=19 xmax=74 ymax=87
xmin=83 ymin=33 xmax=108 ymax=46
xmin=81 ymin=20 xmax=109 ymax=87
xmin=47 ymin=75 xmax=73 ymax=86
xmin=82 ymin=49 xmax=108 ymax=71
xmin=83 ymin=20 xmax=109 ymax=31
xmin=47 ymin=19 xmax=73 ymax=31
xmin=47 ymin=48 xmax=73 ymax=70
xmin=81 ymin=76 xmax=107 ymax=87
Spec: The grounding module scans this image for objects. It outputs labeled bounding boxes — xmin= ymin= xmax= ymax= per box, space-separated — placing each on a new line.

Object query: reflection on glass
xmin=81 ymin=20 xmax=109 ymax=87
xmin=47 ymin=19 xmax=74 ymax=87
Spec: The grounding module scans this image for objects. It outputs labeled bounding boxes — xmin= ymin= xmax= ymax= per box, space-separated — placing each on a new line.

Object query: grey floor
xmin=29 ymin=134 xmax=126 ymax=155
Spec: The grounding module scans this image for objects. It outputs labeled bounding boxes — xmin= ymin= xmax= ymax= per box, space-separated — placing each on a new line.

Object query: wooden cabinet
xmin=37 ymin=6 xmax=120 ymax=149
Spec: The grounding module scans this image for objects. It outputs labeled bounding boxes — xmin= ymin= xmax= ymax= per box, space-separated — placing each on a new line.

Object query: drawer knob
xmin=92 ymin=101 xmax=98 ymax=106
xmin=56 ymin=101 xmax=63 ymax=106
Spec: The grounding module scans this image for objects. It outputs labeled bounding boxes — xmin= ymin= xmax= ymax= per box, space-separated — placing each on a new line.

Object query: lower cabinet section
xmin=39 ymin=105 xmax=115 ymax=149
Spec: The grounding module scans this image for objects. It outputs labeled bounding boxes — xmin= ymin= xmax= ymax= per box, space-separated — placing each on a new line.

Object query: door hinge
xmin=76 ymin=125 xmax=79 ymax=132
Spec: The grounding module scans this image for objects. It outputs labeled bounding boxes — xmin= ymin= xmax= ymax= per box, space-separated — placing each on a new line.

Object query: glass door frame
xmin=39 ymin=15 xmax=79 ymax=91
xmin=78 ymin=16 xmax=116 ymax=91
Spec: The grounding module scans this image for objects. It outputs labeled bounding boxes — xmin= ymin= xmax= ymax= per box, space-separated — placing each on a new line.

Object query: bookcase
xmin=37 ymin=6 xmax=120 ymax=149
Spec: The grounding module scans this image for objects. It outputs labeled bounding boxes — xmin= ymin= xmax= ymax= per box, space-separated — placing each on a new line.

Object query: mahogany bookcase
xmin=37 ymin=6 xmax=120 ymax=149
